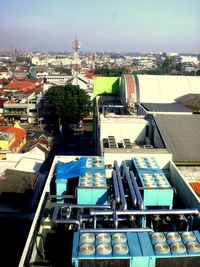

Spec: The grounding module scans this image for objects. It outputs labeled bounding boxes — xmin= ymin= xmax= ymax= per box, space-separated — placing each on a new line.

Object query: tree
xmin=94 ymin=67 xmax=128 ymax=76
xmin=16 ymin=56 xmax=31 ymax=64
xmin=175 ymin=62 xmax=183 ymax=72
xmin=45 ymin=84 xmax=92 ymax=130
xmin=161 ymin=57 xmax=174 ymax=74
xmin=54 ymin=67 xmax=71 ymax=75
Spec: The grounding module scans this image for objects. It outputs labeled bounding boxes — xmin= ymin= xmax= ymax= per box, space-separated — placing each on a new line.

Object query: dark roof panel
xmin=0 ymin=169 xmax=38 ymax=193
xmin=141 ymin=103 xmax=192 ymax=112
xmin=153 ymin=114 xmax=200 ymax=163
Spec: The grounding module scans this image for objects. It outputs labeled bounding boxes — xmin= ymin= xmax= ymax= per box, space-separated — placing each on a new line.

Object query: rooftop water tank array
xmin=133 ymin=157 xmax=174 ymax=208
xmin=72 ymin=230 xmax=200 ymax=267
xmin=77 ymin=156 xmax=107 ymax=205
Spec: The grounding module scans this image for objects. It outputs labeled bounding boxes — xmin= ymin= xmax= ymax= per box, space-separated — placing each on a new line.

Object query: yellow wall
xmin=0 ymin=134 xmax=26 ymax=154
xmin=14 ymin=137 xmax=26 ymax=153
xmin=0 ymin=139 xmax=11 ymax=150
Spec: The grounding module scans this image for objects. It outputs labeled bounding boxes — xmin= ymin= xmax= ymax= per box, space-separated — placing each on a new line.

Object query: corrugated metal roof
xmin=124 ymin=74 xmax=136 ymax=104
xmin=136 ymin=75 xmax=200 ymax=103
xmin=153 ymin=114 xmax=200 ymax=163
xmin=141 ymin=103 xmax=192 ymax=112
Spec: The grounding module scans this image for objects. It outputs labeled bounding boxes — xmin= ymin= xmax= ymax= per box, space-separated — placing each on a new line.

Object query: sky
xmin=1 ymin=0 xmax=200 ymax=53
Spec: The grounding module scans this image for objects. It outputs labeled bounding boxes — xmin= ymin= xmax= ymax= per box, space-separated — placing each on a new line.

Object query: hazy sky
xmin=1 ymin=0 xmax=200 ymax=53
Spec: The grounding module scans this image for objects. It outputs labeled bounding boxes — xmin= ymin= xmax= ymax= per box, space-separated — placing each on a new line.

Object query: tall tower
xmin=72 ymin=37 xmax=81 ymax=85
xmin=91 ymin=53 xmax=96 ymax=75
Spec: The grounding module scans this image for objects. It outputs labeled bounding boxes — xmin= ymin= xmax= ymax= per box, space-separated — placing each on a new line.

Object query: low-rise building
xmin=3 ymin=92 xmax=41 ymax=124
xmin=0 ymin=68 xmax=12 ymax=79
xmin=0 ymin=123 xmax=26 ymax=158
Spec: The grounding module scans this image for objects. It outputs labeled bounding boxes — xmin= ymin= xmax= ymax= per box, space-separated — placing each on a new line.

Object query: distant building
xmin=181 ymin=55 xmax=198 ymax=64
xmin=0 ymin=68 xmax=12 ymax=79
xmin=3 ymin=79 xmax=38 ymax=93
xmin=0 ymin=123 xmax=26 ymax=158
xmin=3 ymin=91 xmax=41 ymax=124
xmin=30 ymin=67 xmax=48 ymax=79
xmin=44 ymin=74 xmax=70 ymax=84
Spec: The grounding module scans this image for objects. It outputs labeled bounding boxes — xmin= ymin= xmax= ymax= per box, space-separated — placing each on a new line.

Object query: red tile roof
xmin=84 ymin=73 xmax=102 ymax=79
xmin=3 ymin=81 xmax=36 ymax=94
xmin=0 ymin=126 xmax=26 ymax=150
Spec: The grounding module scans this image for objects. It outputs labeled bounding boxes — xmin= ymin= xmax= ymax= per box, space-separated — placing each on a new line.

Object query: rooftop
xmin=0 ymin=125 xmax=26 ymax=150
xmin=141 ymin=102 xmax=192 ymax=113
xmin=0 ymin=169 xmax=38 ymax=193
xmin=153 ymin=114 xmax=200 ymax=163
xmin=3 ymin=80 xmax=37 ymax=94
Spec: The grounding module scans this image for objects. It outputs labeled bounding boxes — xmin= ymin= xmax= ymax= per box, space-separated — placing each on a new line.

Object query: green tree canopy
xmin=161 ymin=57 xmax=174 ymax=73
xmin=16 ymin=56 xmax=31 ymax=64
xmin=54 ymin=67 xmax=72 ymax=75
xmin=175 ymin=62 xmax=183 ymax=72
xmin=95 ymin=67 xmax=128 ymax=76
xmin=45 ymin=84 xmax=92 ymax=128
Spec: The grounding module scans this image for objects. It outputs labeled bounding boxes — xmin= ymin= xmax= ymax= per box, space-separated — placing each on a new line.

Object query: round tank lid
xmin=170 ymin=242 xmax=186 ymax=253
xmin=96 ymin=233 xmax=111 ymax=243
xmin=186 ymin=242 xmax=200 ymax=252
xmin=113 ymin=244 xmax=129 ymax=255
xmin=96 ymin=244 xmax=112 ymax=255
xmin=151 ymin=233 xmax=166 ymax=243
xmin=166 ymin=232 xmax=181 ymax=242
xmin=79 ymin=244 xmax=95 ymax=255
xmin=182 ymin=232 xmax=196 ymax=242
xmin=80 ymin=233 xmax=95 ymax=243
xmin=154 ymin=243 xmax=170 ymax=254
xmin=112 ymin=233 xmax=127 ymax=243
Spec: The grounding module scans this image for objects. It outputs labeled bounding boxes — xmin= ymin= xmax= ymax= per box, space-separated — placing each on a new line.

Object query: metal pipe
xmin=112 ymin=170 xmax=120 ymax=203
xmin=130 ymin=171 xmax=144 ymax=210
xmin=80 ymin=228 xmax=154 ymax=233
xmin=59 ymin=204 xmax=111 ymax=217
xmin=122 ymin=161 xmax=137 ymax=206
xmin=52 ymin=219 xmax=80 ymax=229
xmin=114 ymin=161 xmax=127 ymax=210
xmin=61 ymin=204 xmax=111 ymax=210
xmin=77 ymin=209 xmax=83 ymax=226
xmin=90 ymin=208 xmax=199 ymax=216
xmin=114 ymin=160 xmax=121 ymax=178
xmin=113 ymin=212 xmax=118 ymax=229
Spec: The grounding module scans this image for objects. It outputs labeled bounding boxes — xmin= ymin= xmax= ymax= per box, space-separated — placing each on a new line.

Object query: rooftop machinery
xmin=51 ymin=156 xmax=200 ymax=267
xmin=72 ymin=231 xmax=200 ymax=267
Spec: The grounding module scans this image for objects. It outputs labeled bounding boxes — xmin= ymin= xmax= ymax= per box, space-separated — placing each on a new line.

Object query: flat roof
xmin=141 ymin=103 xmax=192 ymax=113
xmin=0 ymin=169 xmax=38 ymax=193
xmin=153 ymin=114 xmax=200 ymax=163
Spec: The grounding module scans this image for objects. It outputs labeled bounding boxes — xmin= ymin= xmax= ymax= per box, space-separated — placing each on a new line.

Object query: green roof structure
xmin=93 ymin=77 xmax=121 ymax=96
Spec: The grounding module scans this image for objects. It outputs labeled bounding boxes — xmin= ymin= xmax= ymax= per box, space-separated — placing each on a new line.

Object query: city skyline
xmin=1 ymin=0 xmax=200 ymax=53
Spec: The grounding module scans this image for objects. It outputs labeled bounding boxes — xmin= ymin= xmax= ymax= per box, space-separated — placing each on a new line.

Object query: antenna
xmin=72 ymin=37 xmax=81 ymax=85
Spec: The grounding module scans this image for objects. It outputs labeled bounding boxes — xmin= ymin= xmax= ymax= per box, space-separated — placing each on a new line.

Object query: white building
xmin=181 ymin=55 xmax=198 ymax=64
